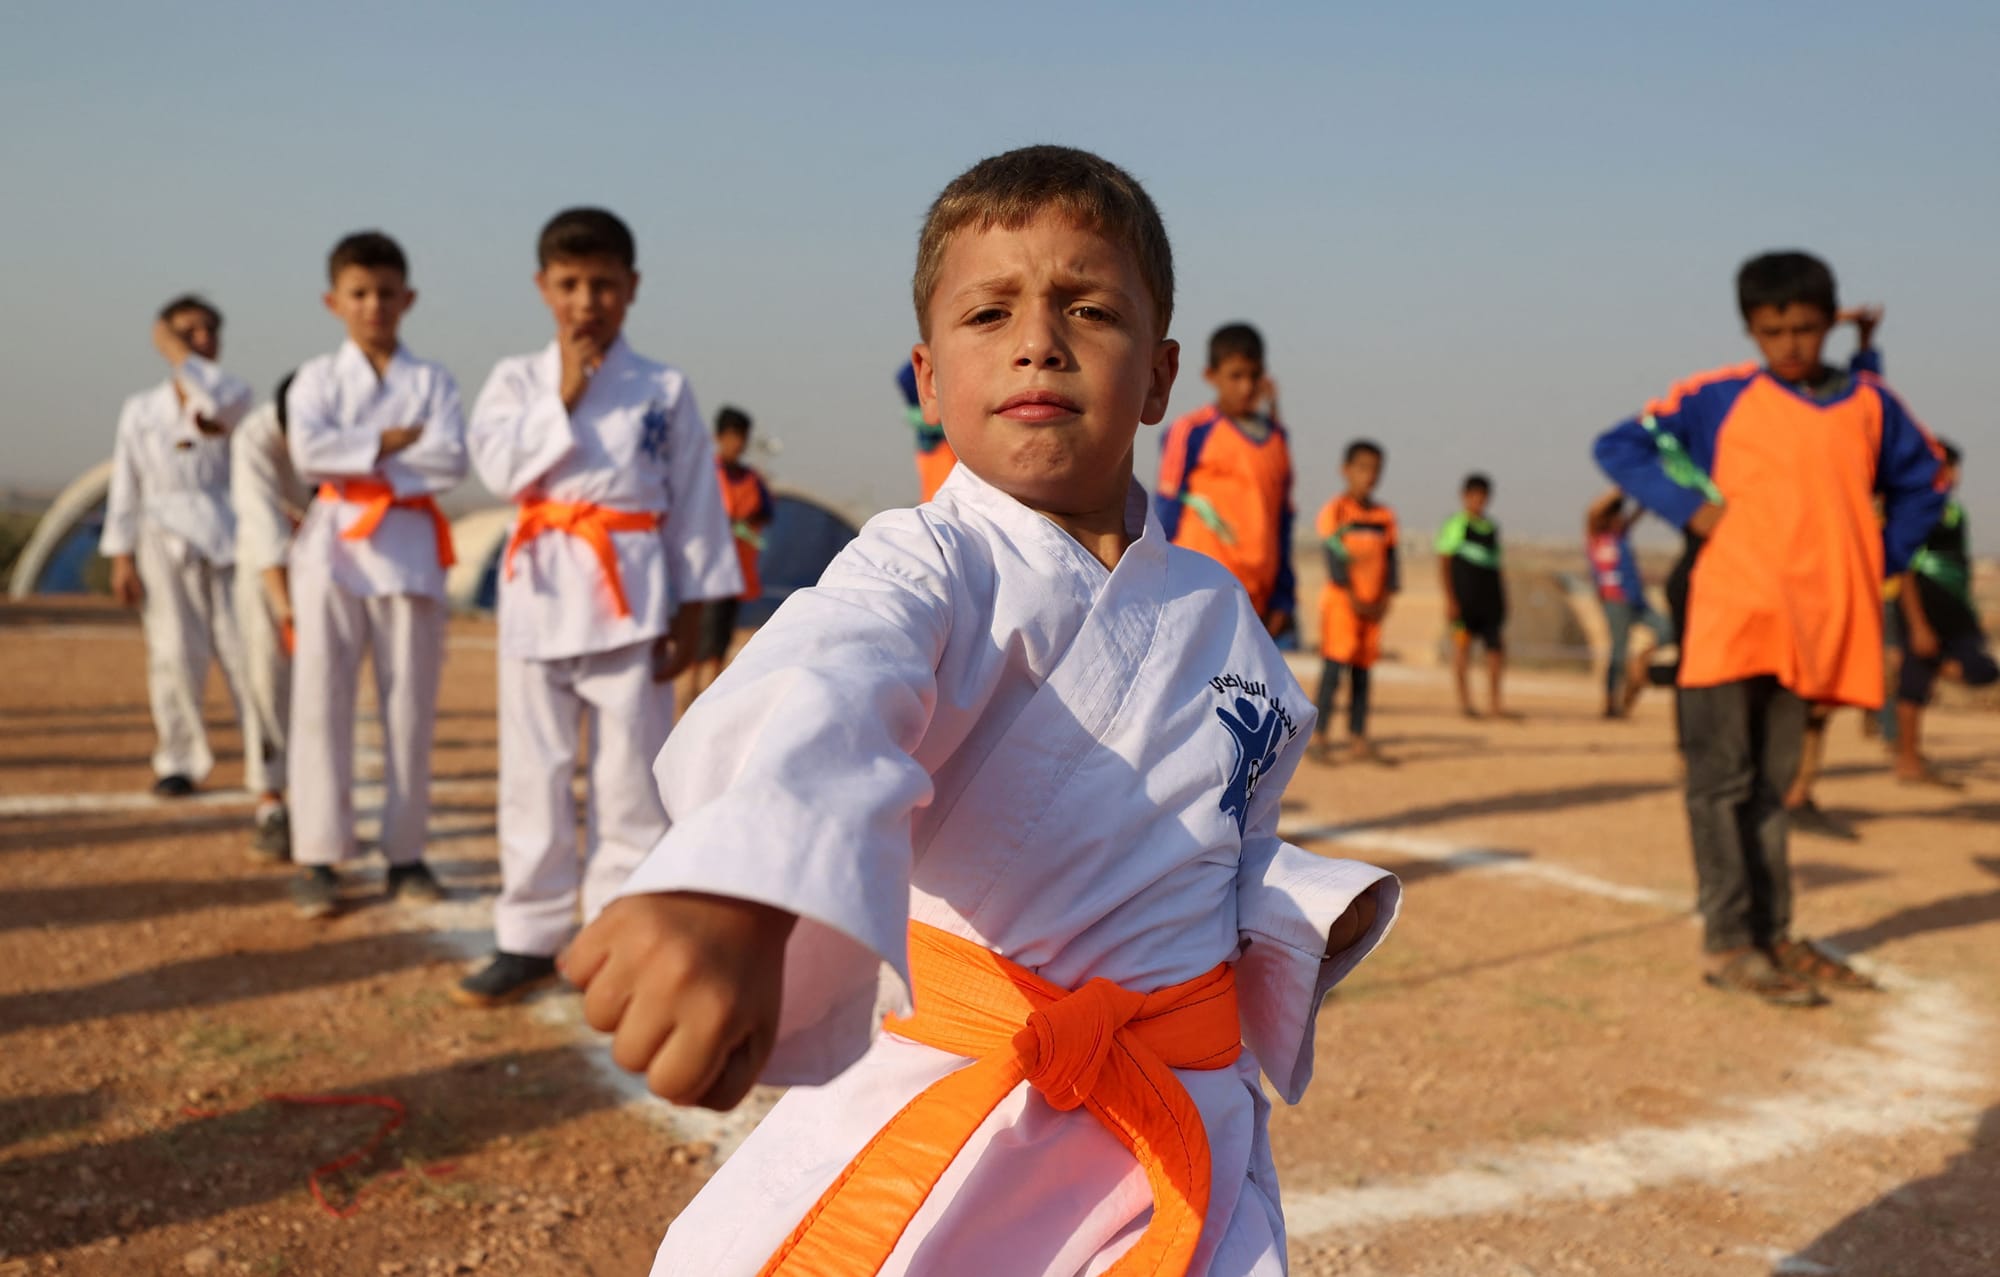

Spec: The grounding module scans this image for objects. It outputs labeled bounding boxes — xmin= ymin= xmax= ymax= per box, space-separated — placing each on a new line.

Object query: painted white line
xmin=1279 ymin=822 xmax=1689 ymax=911
xmin=1272 ymin=822 xmax=1989 ymax=1241
xmin=0 ymin=776 xmax=498 ymax=820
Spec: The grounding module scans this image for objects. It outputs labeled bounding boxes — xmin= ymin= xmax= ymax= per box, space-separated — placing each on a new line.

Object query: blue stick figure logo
xmin=639 ymin=402 xmax=670 ymax=462
xmin=1216 ymin=695 xmax=1285 ymax=832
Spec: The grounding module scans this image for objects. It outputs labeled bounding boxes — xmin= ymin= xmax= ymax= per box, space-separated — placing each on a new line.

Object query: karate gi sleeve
xmin=174 ymin=355 xmax=253 ymax=434
xmin=467 ymin=358 xmax=577 ymax=500
xmin=99 ymin=401 xmax=143 ymax=558
xmin=661 ymin=384 xmax=745 ymax=607
xmin=230 ymin=410 xmax=291 ymax=572
xmin=380 ymin=370 xmax=469 ymax=497
xmin=615 ymin=513 xmax=950 ymax=1084
xmin=1874 ymin=387 xmax=1946 ymax=574
xmin=287 ymin=365 xmax=378 ymax=481
xmin=1234 ymin=739 xmax=1400 ymax=1105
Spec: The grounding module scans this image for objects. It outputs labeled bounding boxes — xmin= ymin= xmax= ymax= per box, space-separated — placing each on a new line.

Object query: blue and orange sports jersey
xmin=1317 ymin=494 xmax=1399 ymax=605
xmin=1155 ymin=406 xmax=1296 ymax=618
xmin=898 ymin=361 xmax=956 ymax=503
xmin=717 ymin=460 xmax=773 ymax=601
xmin=1594 ymin=353 xmax=1943 ymax=708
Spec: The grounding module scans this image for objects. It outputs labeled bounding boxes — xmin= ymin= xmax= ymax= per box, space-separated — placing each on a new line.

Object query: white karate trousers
xmin=495 ymin=639 xmax=673 ymax=956
xmin=135 ymin=536 xmax=253 ymax=784
xmin=288 ymin=575 xmax=446 ymax=867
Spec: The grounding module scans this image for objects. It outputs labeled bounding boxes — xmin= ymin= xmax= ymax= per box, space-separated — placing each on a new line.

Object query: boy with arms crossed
xmin=460 ymin=209 xmax=741 ymax=1006
xmin=286 ymin=232 xmax=468 ymax=918
xmin=567 ymin=146 xmax=1395 ymax=1276
xmin=102 ymin=296 xmax=256 ymax=799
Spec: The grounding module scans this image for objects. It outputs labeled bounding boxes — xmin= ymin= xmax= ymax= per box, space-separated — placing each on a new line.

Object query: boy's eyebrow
xmin=951 ymin=267 xmax=1138 ymax=307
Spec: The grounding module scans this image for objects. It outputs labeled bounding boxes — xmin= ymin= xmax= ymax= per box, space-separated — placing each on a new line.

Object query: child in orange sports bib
xmin=565 ymin=146 xmax=1397 ymax=1277
xmin=1311 ymin=439 xmax=1398 ymax=762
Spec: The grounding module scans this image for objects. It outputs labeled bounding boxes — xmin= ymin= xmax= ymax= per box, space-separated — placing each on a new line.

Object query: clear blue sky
xmin=4 ymin=0 xmax=1995 ymax=540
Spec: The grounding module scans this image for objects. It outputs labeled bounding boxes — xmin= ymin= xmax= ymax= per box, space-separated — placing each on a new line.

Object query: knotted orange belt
xmin=318 ymin=480 xmax=455 ymax=568
xmin=503 ymin=500 xmax=663 ymax=619
xmin=759 ymin=922 xmax=1241 ymax=1277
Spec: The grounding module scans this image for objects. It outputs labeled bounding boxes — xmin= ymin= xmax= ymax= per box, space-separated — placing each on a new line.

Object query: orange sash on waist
xmin=504 ymin=499 xmax=663 ymax=619
xmin=318 ymin=480 xmax=456 ymax=569
xmin=758 ymin=922 xmax=1241 ymax=1277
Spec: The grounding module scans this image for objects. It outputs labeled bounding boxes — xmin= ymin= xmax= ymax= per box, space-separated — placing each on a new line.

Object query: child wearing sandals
xmin=1594 ymin=253 xmax=1942 ymax=1006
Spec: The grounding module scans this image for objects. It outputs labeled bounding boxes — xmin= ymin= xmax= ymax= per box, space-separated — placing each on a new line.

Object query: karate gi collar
xmin=934 ymin=462 xmax=1164 ymax=584
xmin=334 ymin=338 xmax=416 ymax=388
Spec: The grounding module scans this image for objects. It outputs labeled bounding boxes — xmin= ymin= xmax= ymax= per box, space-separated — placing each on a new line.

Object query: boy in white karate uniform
xmin=565 ymin=147 xmax=1399 ymax=1276
xmin=286 ymin=232 xmax=468 ymax=919
xmin=101 ymin=296 xmax=256 ymax=799
xmin=230 ymin=371 xmax=312 ymax=859
xmin=458 ymin=208 xmax=742 ymax=1006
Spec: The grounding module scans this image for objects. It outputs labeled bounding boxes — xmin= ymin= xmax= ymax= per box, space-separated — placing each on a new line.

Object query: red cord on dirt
xmin=175 ymin=1092 xmax=457 ymax=1218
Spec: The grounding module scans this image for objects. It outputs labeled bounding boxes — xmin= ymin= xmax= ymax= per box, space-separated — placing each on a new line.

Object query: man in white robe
xmin=101 ymin=296 xmax=256 ymax=797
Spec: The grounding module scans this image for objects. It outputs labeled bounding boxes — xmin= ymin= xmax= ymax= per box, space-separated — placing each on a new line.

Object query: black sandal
xmin=1702 ymin=950 xmax=1825 ymax=1008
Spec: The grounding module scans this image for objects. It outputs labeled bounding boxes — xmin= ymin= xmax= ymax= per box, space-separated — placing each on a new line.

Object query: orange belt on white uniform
xmin=504 ymin=499 xmax=663 ymax=619
xmin=317 ymin=479 xmax=456 ymax=568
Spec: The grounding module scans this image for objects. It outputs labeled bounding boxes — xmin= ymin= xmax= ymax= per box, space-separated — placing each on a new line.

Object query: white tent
xmin=8 ymin=459 xmax=112 ymax=598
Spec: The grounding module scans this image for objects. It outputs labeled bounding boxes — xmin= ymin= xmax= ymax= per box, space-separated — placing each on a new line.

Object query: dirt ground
xmin=2 ymin=598 xmax=1995 ymax=1276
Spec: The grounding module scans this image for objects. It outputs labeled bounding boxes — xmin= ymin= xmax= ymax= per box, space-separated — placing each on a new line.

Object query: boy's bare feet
xmin=1305 ymin=739 xmax=1336 ymax=766
xmin=1896 ymin=759 xmax=1965 ymax=789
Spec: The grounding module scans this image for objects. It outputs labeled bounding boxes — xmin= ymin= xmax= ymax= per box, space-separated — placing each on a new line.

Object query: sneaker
xmin=452 ymin=952 xmax=560 ymax=1008
xmin=1787 ymin=801 xmax=1859 ymax=843
xmin=251 ymin=806 xmax=292 ymax=862
xmin=152 ymin=774 xmax=196 ymax=798
xmin=290 ymin=866 xmax=339 ymax=919
xmin=386 ymin=862 xmax=445 ymax=905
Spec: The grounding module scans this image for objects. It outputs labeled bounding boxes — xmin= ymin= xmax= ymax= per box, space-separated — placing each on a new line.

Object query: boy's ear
xmin=321 ymin=291 xmax=339 ymax=317
xmin=1140 ymin=339 xmax=1181 ymax=426
xmin=909 ymin=342 xmax=943 ymax=427
xmin=404 ymin=288 xmax=419 ymax=314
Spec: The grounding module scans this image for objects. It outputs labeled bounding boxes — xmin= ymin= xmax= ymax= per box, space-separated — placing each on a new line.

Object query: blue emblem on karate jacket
xmin=1216 ymin=695 xmax=1285 ymax=833
xmin=639 ymin=402 xmax=670 ymax=462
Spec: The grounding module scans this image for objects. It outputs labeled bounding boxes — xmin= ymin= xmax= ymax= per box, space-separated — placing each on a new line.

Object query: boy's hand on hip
xmin=563 ymin=892 xmax=796 ymax=1111
xmin=110 ymin=555 xmax=143 ymax=608
xmin=1685 ymin=503 xmax=1726 ymax=539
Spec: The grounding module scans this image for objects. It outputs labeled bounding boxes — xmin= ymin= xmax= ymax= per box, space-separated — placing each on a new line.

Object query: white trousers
xmin=135 ymin=536 xmax=252 ymax=783
xmin=289 ymin=574 xmax=445 ymax=867
xmin=233 ymin=568 xmax=290 ymax=797
xmin=496 ymin=640 xmax=673 ymax=956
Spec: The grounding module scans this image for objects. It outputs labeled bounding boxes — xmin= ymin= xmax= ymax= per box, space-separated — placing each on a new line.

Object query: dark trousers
xmin=1680 ymin=677 xmax=1807 ymax=952
xmin=1315 ymin=659 xmax=1373 ymax=739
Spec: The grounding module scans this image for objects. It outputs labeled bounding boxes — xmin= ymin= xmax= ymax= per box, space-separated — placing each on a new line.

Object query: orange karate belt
xmin=318 ymin=479 xmax=455 ymax=568
xmin=503 ymin=499 xmax=662 ymax=619
xmin=759 ymin=922 xmax=1242 ymax=1277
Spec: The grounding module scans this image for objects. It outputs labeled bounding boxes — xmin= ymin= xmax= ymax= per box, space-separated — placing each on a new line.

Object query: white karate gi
xmin=469 ymin=337 xmax=742 ymax=957
xmin=229 ymin=401 xmax=311 ymax=796
xmin=285 ymin=342 xmax=468 ymax=866
xmin=100 ymin=356 xmax=256 ymax=782
xmin=617 ymin=466 xmax=1400 ymax=1276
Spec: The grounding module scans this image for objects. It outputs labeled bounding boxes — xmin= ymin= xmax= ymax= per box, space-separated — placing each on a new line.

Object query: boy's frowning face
xmin=1206 ymin=354 xmax=1264 ymax=420
xmin=1744 ymin=302 xmax=1832 ymax=384
xmin=911 ymin=213 xmax=1177 ymax=519
xmin=325 ymin=265 xmax=414 ymax=351
xmin=537 ymin=255 xmax=639 ymax=347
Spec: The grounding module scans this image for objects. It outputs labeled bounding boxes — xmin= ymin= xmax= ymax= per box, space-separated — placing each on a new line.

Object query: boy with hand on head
xmin=460 ymin=209 xmax=742 ymax=1007
xmin=1585 ymin=489 xmax=1671 ymax=719
xmin=230 ymin=370 xmax=313 ymax=859
xmin=286 ymin=232 xmax=468 ymax=920
xmin=690 ymin=406 xmax=773 ymax=697
xmin=562 ymin=146 xmax=1397 ymax=1276
xmin=1595 ymin=251 xmax=1942 ymax=1006
xmin=1156 ymin=322 xmax=1297 ymax=639
xmin=1438 ymin=472 xmax=1510 ymax=718
xmin=1311 ymin=439 xmax=1399 ymax=763
xmin=1893 ymin=440 xmax=1997 ymax=785
xmin=102 ymin=295 xmax=257 ymax=800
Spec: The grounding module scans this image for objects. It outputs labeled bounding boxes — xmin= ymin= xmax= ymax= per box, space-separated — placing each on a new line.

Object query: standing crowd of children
xmin=97 ymin=141 xmax=1988 ymax=1273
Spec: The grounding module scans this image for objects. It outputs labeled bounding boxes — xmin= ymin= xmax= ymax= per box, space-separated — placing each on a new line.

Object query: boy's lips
xmin=995 ymin=389 xmax=1082 ymax=423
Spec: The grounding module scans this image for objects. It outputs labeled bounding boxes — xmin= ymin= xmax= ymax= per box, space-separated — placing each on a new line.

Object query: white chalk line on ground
xmin=1276 ymin=820 xmax=1991 ymax=1251
xmin=0 ymin=776 xmax=497 ymax=820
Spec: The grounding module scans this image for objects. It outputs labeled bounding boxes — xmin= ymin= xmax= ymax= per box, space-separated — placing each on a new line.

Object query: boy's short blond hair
xmin=913 ymin=145 xmax=1174 ymax=340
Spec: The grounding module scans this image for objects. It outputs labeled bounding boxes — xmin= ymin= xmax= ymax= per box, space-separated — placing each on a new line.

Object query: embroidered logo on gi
xmin=1211 ymin=674 xmax=1300 ymax=833
xmin=639 ymin=402 xmax=670 ymax=462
